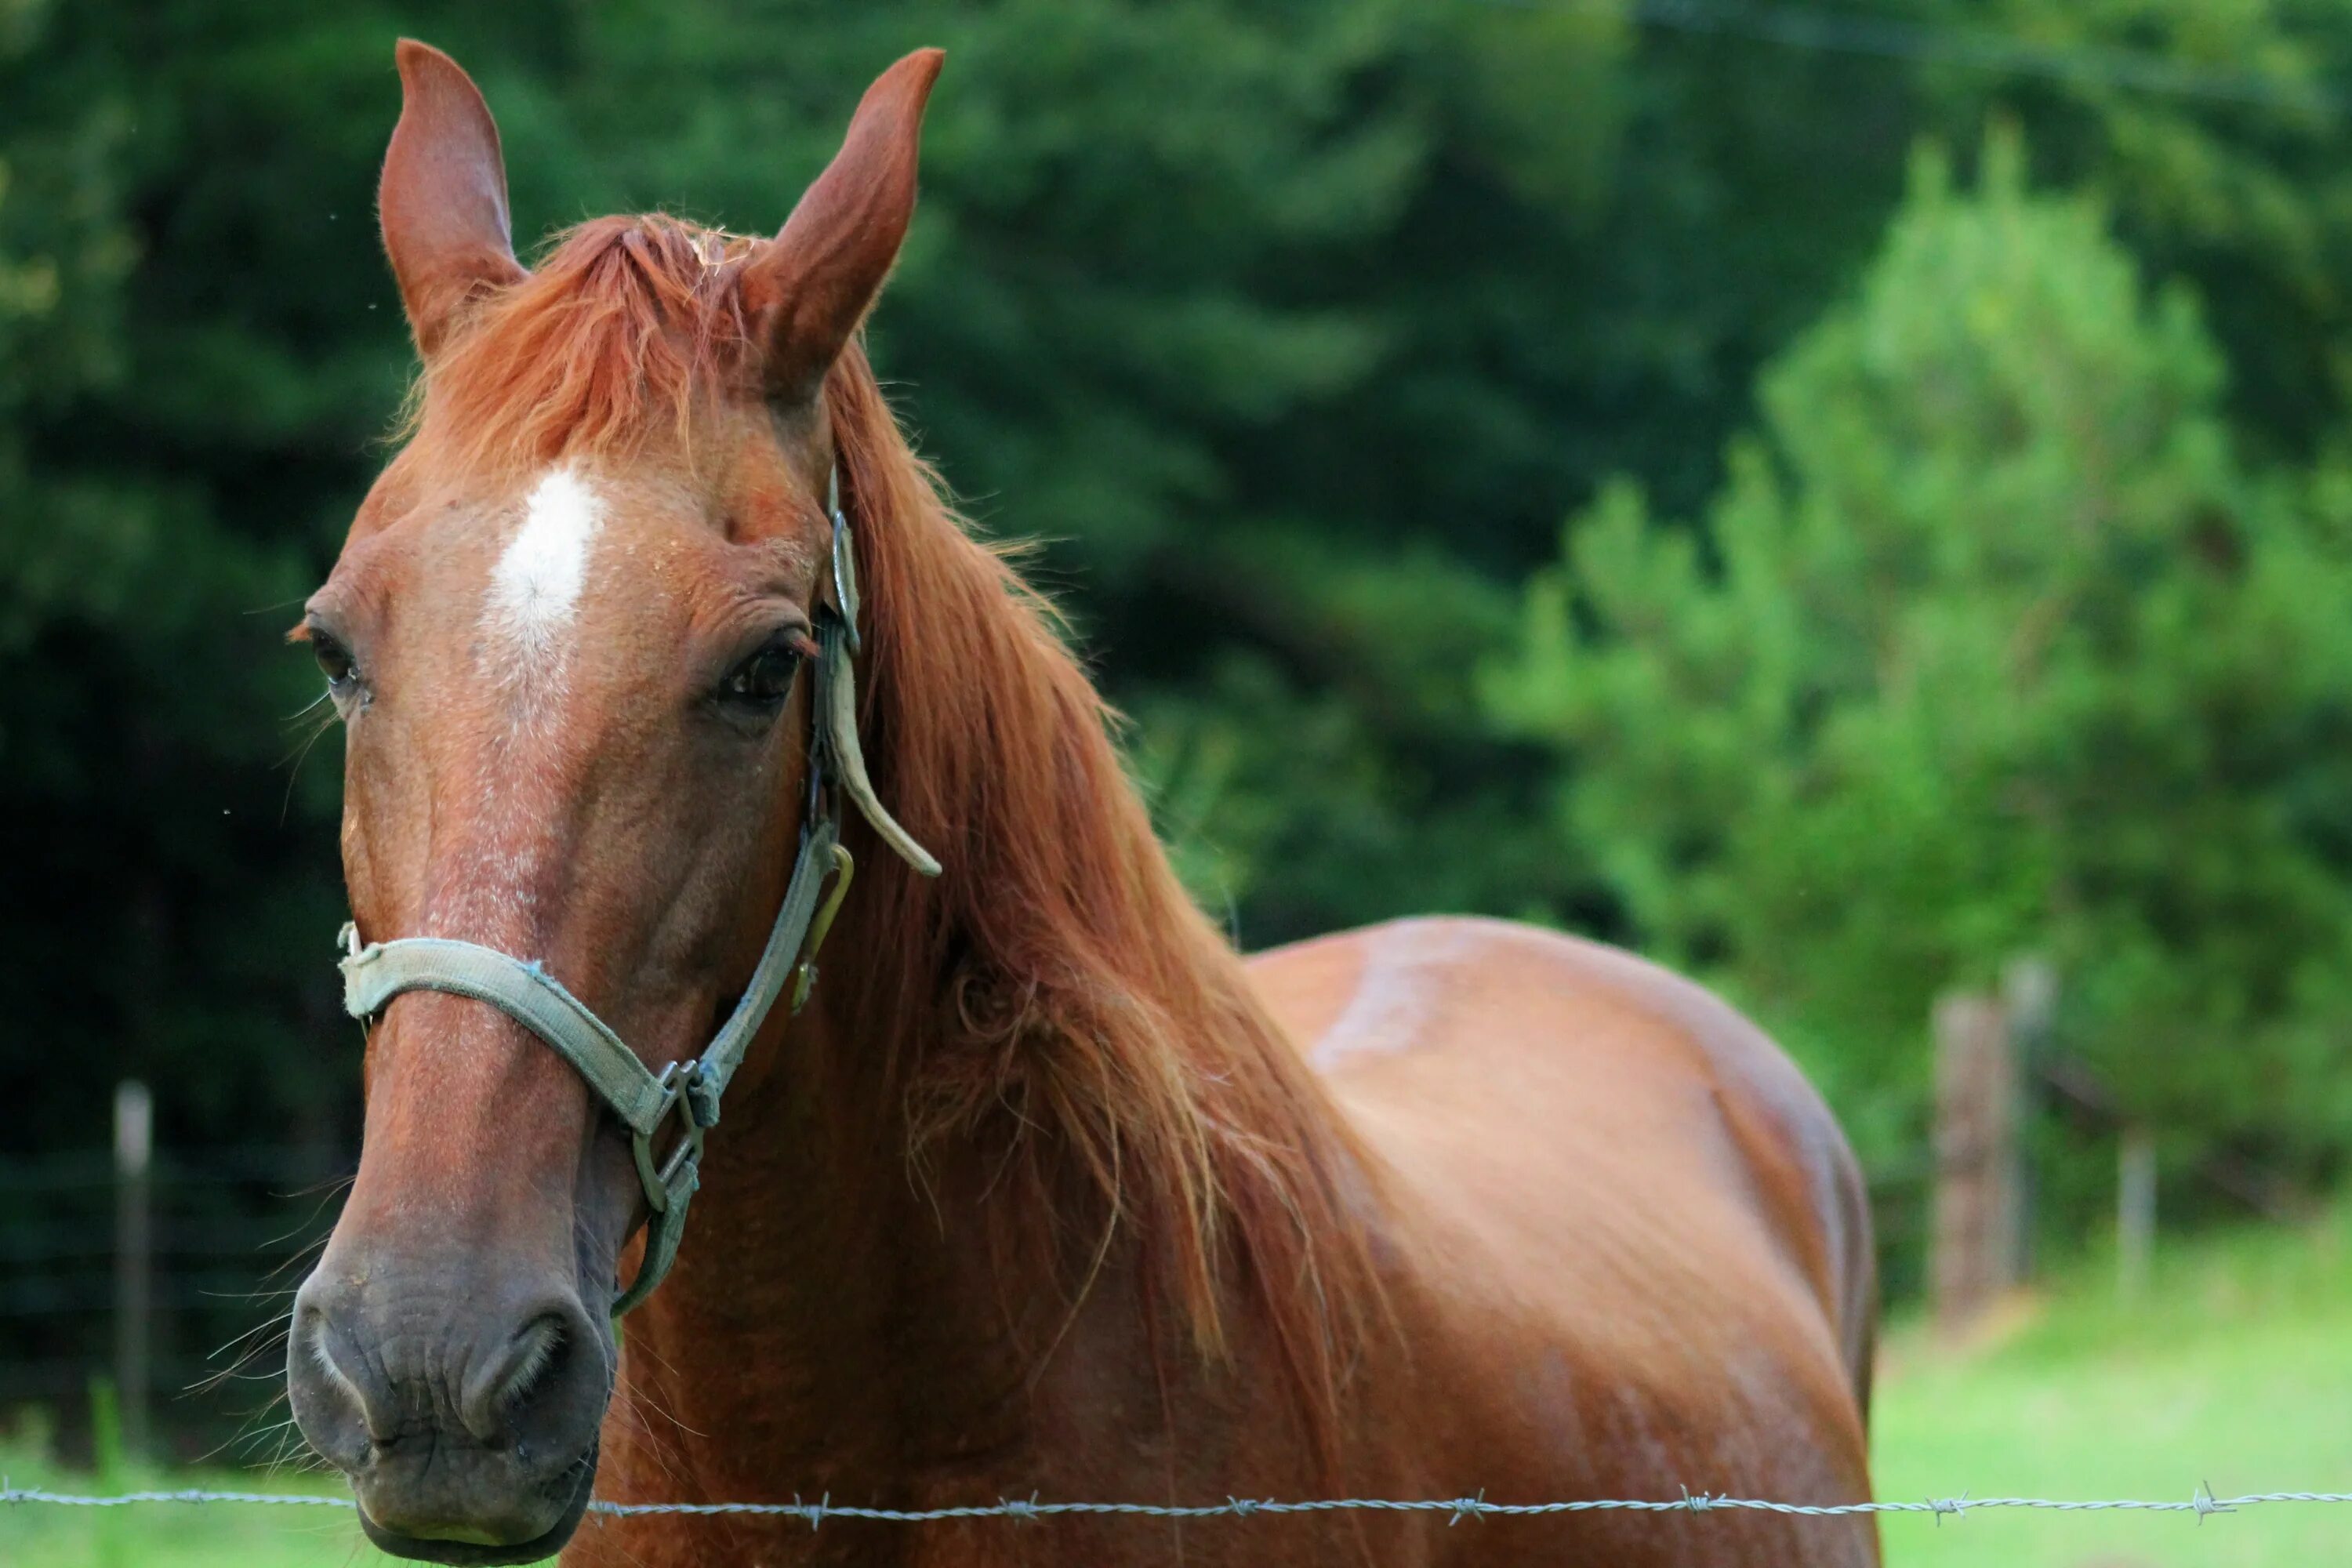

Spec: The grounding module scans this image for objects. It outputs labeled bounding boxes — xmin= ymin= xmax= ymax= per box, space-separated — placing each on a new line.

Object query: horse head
xmin=284 ymin=40 xmax=942 ymax=1563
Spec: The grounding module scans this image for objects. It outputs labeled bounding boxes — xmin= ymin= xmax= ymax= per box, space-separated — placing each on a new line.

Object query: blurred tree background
xmin=5 ymin=0 xmax=2352 ymax=1431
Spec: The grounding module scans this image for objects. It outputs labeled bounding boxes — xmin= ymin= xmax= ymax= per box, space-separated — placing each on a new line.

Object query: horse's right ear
xmin=379 ymin=39 xmax=527 ymax=357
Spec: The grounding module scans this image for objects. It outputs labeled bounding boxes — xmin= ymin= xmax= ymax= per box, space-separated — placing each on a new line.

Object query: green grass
xmin=1872 ymin=1209 xmax=2352 ymax=1567
xmin=0 ymin=1432 xmax=378 ymax=1568
xmin=5 ymin=1214 xmax=2348 ymax=1566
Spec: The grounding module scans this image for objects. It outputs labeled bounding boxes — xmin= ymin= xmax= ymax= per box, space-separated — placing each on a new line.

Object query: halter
xmin=336 ymin=474 xmax=940 ymax=1316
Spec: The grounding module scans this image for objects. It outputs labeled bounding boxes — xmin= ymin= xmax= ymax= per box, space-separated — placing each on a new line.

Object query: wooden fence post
xmin=2001 ymin=957 xmax=2056 ymax=1283
xmin=1931 ymin=992 xmax=2019 ymax=1336
xmin=114 ymin=1080 xmax=152 ymax=1461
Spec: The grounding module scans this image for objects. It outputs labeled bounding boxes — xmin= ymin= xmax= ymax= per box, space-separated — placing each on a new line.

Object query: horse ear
xmin=742 ymin=49 xmax=945 ymax=407
xmin=379 ymin=39 xmax=528 ymax=357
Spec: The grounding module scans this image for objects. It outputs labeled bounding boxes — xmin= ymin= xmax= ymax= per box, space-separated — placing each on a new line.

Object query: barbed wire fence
xmin=6 ymin=1483 xmax=2352 ymax=1527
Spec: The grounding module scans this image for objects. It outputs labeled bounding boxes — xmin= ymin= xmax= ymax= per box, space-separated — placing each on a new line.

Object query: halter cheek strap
xmin=336 ymin=485 xmax=938 ymax=1317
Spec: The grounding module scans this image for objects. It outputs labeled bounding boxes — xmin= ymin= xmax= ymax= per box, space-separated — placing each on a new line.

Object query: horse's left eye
xmin=719 ymin=641 xmax=801 ymax=709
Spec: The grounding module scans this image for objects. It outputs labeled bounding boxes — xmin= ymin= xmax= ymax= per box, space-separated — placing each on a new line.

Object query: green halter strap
xmin=337 ymin=484 xmax=938 ymax=1316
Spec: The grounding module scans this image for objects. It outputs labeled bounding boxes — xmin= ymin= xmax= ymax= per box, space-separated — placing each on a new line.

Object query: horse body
xmin=289 ymin=40 xmax=1878 ymax=1568
xmin=575 ymin=913 xmax=1876 ymax=1568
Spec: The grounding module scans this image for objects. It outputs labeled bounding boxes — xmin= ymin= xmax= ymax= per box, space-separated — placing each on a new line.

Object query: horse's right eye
xmin=312 ymin=630 xmax=359 ymax=691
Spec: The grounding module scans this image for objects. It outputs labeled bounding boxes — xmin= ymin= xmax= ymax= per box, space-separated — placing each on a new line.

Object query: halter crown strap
xmin=815 ymin=470 xmax=938 ymax=875
xmin=336 ymin=482 xmax=936 ymax=1317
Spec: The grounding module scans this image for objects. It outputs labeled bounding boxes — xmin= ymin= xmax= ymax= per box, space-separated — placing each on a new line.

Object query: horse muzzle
xmin=288 ymin=1260 xmax=612 ymax=1564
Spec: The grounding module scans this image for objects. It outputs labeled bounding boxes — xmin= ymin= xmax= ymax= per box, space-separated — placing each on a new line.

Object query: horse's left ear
xmin=742 ymin=49 xmax=945 ymax=407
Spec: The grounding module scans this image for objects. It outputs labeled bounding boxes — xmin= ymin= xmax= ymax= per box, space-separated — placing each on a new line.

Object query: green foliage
xmin=12 ymin=0 xmax=2352 ymax=1435
xmin=1489 ymin=131 xmax=2352 ymax=1171
xmin=1924 ymin=0 xmax=2352 ymax=457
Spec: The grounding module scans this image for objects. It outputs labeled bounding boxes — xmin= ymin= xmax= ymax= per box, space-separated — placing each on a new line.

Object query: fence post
xmin=113 ymin=1080 xmax=152 ymax=1462
xmin=1931 ymin=991 xmax=2018 ymax=1336
xmin=2001 ymin=956 xmax=2056 ymax=1283
xmin=2118 ymin=1125 xmax=2156 ymax=1302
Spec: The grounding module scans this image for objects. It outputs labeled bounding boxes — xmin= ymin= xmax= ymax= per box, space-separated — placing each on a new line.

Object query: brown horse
xmin=285 ymin=40 xmax=1878 ymax=1568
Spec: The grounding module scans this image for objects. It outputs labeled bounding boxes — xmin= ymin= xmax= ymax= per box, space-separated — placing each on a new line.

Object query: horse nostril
xmin=463 ymin=1312 xmax=561 ymax=1444
xmin=286 ymin=1275 xmax=390 ymax=1470
xmin=461 ymin=1299 xmax=607 ymax=1450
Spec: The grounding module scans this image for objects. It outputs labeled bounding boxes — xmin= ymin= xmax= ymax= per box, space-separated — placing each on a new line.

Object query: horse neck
xmin=604 ymin=417 xmax=1374 ymax=1496
xmin=602 ymin=985 xmax=1049 ymax=1495
xmin=605 ymin=764 xmax=1313 ymax=1501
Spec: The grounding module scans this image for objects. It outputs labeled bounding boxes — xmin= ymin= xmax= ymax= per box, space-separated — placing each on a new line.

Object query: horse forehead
xmin=394 ymin=464 xmax=717 ymax=631
xmin=349 ymin=460 xmax=809 ymax=713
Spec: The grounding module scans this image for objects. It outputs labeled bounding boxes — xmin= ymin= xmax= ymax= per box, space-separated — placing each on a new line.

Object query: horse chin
xmin=354 ymin=1443 xmax=599 ymax=1566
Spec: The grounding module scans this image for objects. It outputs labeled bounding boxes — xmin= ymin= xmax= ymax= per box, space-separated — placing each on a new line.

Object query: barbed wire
xmin=9 ymin=1483 xmax=2352 ymax=1526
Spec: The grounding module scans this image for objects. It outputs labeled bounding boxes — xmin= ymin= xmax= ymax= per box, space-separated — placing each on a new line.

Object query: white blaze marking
xmin=446 ymin=466 xmax=600 ymax=935
xmin=488 ymin=465 xmax=602 ymax=657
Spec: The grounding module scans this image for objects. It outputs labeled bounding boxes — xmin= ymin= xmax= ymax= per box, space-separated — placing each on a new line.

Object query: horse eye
xmin=311 ymin=630 xmax=358 ymax=690
xmin=719 ymin=641 xmax=801 ymax=708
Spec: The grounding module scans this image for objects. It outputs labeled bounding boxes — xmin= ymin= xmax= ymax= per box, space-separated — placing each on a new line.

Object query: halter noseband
xmin=336 ymin=474 xmax=940 ymax=1316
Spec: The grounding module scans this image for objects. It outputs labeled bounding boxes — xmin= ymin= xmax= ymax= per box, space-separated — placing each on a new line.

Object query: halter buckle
xmin=630 ymin=1058 xmax=709 ymax=1215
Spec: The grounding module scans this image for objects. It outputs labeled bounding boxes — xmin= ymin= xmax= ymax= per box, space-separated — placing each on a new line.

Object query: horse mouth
xmin=354 ymin=1445 xmax=599 ymax=1566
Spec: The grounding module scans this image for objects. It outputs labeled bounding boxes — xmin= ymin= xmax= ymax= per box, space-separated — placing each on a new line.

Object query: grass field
xmin=1871 ymin=1209 xmax=2352 ymax=1568
xmin=5 ymin=1212 xmax=2349 ymax=1566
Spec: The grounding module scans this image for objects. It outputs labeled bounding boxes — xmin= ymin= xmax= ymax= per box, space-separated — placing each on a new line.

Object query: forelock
xmin=405 ymin=215 xmax=760 ymax=474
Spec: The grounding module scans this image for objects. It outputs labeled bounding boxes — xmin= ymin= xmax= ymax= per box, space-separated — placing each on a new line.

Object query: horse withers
xmin=285 ymin=39 xmax=1878 ymax=1567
